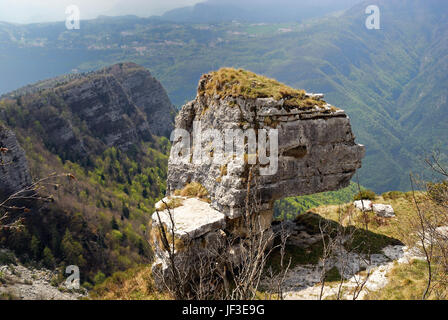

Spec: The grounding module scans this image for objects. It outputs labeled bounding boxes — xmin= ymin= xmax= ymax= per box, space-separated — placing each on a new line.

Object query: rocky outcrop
xmin=0 ymin=124 xmax=31 ymax=199
xmin=167 ymin=72 xmax=364 ymax=218
xmin=56 ymin=62 xmax=175 ymax=152
xmin=0 ymin=63 xmax=175 ymax=160
xmin=151 ymin=197 xmax=227 ymax=280
xmin=151 ymin=69 xmax=365 ymax=291
xmin=372 ymin=204 xmax=395 ymax=218
xmin=354 ymin=200 xmax=373 ymax=211
xmin=102 ymin=63 xmax=175 ymax=137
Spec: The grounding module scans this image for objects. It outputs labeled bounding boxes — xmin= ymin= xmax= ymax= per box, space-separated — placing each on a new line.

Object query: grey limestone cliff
xmin=0 ymin=62 xmax=175 ymax=161
xmin=0 ymin=124 xmax=32 ymax=199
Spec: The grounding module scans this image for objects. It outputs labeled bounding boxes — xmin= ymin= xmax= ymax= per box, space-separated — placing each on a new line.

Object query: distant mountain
xmin=162 ymin=0 xmax=364 ymax=23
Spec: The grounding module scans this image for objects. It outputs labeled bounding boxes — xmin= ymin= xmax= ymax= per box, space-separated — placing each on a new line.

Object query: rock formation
xmin=56 ymin=62 xmax=175 ymax=152
xmin=0 ymin=124 xmax=32 ymax=199
xmin=354 ymin=200 xmax=395 ymax=218
xmin=151 ymin=68 xmax=365 ymax=291
xmin=0 ymin=63 xmax=175 ymax=161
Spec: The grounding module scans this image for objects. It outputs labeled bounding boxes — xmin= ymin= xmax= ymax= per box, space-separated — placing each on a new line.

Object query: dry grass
xmin=157 ymin=197 xmax=184 ymax=211
xmin=309 ymin=192 xmax=448 ymax=299
xmin=90 ymin=266 xmax=171 ymax=300
xmin=220 ymin=165 xmax=228 ymax=177
xmin=174 ymin=182 xmax=209 ymax=200
xmin=199 ymin=68 xmax=327 ymax=109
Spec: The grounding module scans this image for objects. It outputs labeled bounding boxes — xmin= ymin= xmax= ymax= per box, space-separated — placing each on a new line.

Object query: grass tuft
xmin=199 ymin=68 xmax=327 ymax=109
xmin=174 ymin=182 xmax=209 ymax=200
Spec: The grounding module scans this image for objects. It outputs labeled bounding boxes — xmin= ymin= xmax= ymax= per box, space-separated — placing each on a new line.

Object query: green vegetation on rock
xmin=274 ymin=182 xmax=361 ymax=220
xmin=200 ymin=68 xmax=326 ymax=108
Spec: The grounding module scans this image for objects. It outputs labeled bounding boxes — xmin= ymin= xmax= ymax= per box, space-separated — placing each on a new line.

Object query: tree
xmin=111 ymin=217 xmax=119 ymax=230
xmin=0 ymin=173 xmax=76 ymax=230
xmin=30 ymin=235 xmax=41 ymax=260
xmin=61 ymin=229 xmax=86 ymax=267
xmin=93 ymin=271 xmax=106 ymax=285
xmin=122 ymin=205 xmax=130 ymax=219
xmin=42 ymin=247 xmax=55 ymax=268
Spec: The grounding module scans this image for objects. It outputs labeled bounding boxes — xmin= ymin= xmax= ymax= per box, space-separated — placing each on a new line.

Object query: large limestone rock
xmin=167 ymin=70 xmax=365 ymax=218
xmin=0 ymin=124 xmax=32 ymax=199
xmin=152 ymin=197 xmax=226 ymax=241
xmin=152 ymin=69 xmax=365 ymax=291
xmin=354 ymin=200 xmax=395 ymax=218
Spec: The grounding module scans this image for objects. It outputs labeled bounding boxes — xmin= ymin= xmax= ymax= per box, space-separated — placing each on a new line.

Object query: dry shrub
xmin=174 ymin=182 xmax=209 ymax=200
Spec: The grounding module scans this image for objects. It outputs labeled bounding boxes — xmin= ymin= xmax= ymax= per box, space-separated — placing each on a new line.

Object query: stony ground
xmin=270 ymin=220 xmax=426 ymax=300
xmin=0 ymin=251 xmax=86 ymax=300
xmin=281 ymin=244 xmax=423 ymax=300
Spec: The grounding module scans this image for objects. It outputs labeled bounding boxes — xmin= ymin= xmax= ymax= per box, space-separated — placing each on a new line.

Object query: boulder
xmin=167 ymin=69 xmax=365 ymax=218
xmin=152 ymin=197 xmax=226 ymax=243
xmin=372 ymin=204 xmax=395 ymax=218
xmin=354 ymin=200 xmax=373 ymax=211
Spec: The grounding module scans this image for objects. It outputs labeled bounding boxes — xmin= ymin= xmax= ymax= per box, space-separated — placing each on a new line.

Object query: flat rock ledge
xmin=152 ymin=197 xmax=226 ymax=241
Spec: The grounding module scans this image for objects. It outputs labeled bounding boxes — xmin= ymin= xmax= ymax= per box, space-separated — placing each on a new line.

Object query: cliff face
xmin=167 ymin=70 xmax=365 ymax=218
xmin=1 ymin=62 xmax=175 ymax=160
xmin=0 ymin=124 xmax=31 ymax=198
xmin=102 ymin=63 xmax=175 ymax=137
xmin=56 ymin=62 xmax=175 ymax=154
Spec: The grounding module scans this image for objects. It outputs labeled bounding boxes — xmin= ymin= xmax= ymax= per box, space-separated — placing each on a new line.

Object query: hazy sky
xmin=0 ymin=0 xmax=206 ymax=24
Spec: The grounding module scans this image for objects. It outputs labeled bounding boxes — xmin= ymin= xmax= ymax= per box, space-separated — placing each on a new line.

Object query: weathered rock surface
xmin=372 ymin=204 xmax=395 ymax=218
xmin=0 ymin=124 xmax=32 ymax=199
xmin=354 ymin=200 xmax=373 ymax=211
xmin=151 ymin=197 xmax=228 ymax=285
xmin=354 ymin=201 xmax=395 ymax=218
xmin=167 ymin=73 xmax=365 ymax=218
xmin=272 ymin=217 xmax=423 ymax=300
xmin=152 ymin=70 xmax=365 ymax=292
xmin=0 ymin=250 xmax=85 ymax=300
xmin=57 ymin=62 xmax=175 ymax=151
xmin=153 ymin=197 xmax=226 ymax=241
xmin=95 ymin=63 xmax=175 ymax=137
xmin=0 ymin=62 xmax=175 ymax=160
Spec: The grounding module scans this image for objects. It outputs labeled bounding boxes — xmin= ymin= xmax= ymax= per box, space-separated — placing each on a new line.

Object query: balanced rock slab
xmin=167 ymin=69 xmax=365 ymax=218
xmin=152 ymin=69 xmax=365 ymax=293
xmin=152 ymin=197 xmax=226 ymax=242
